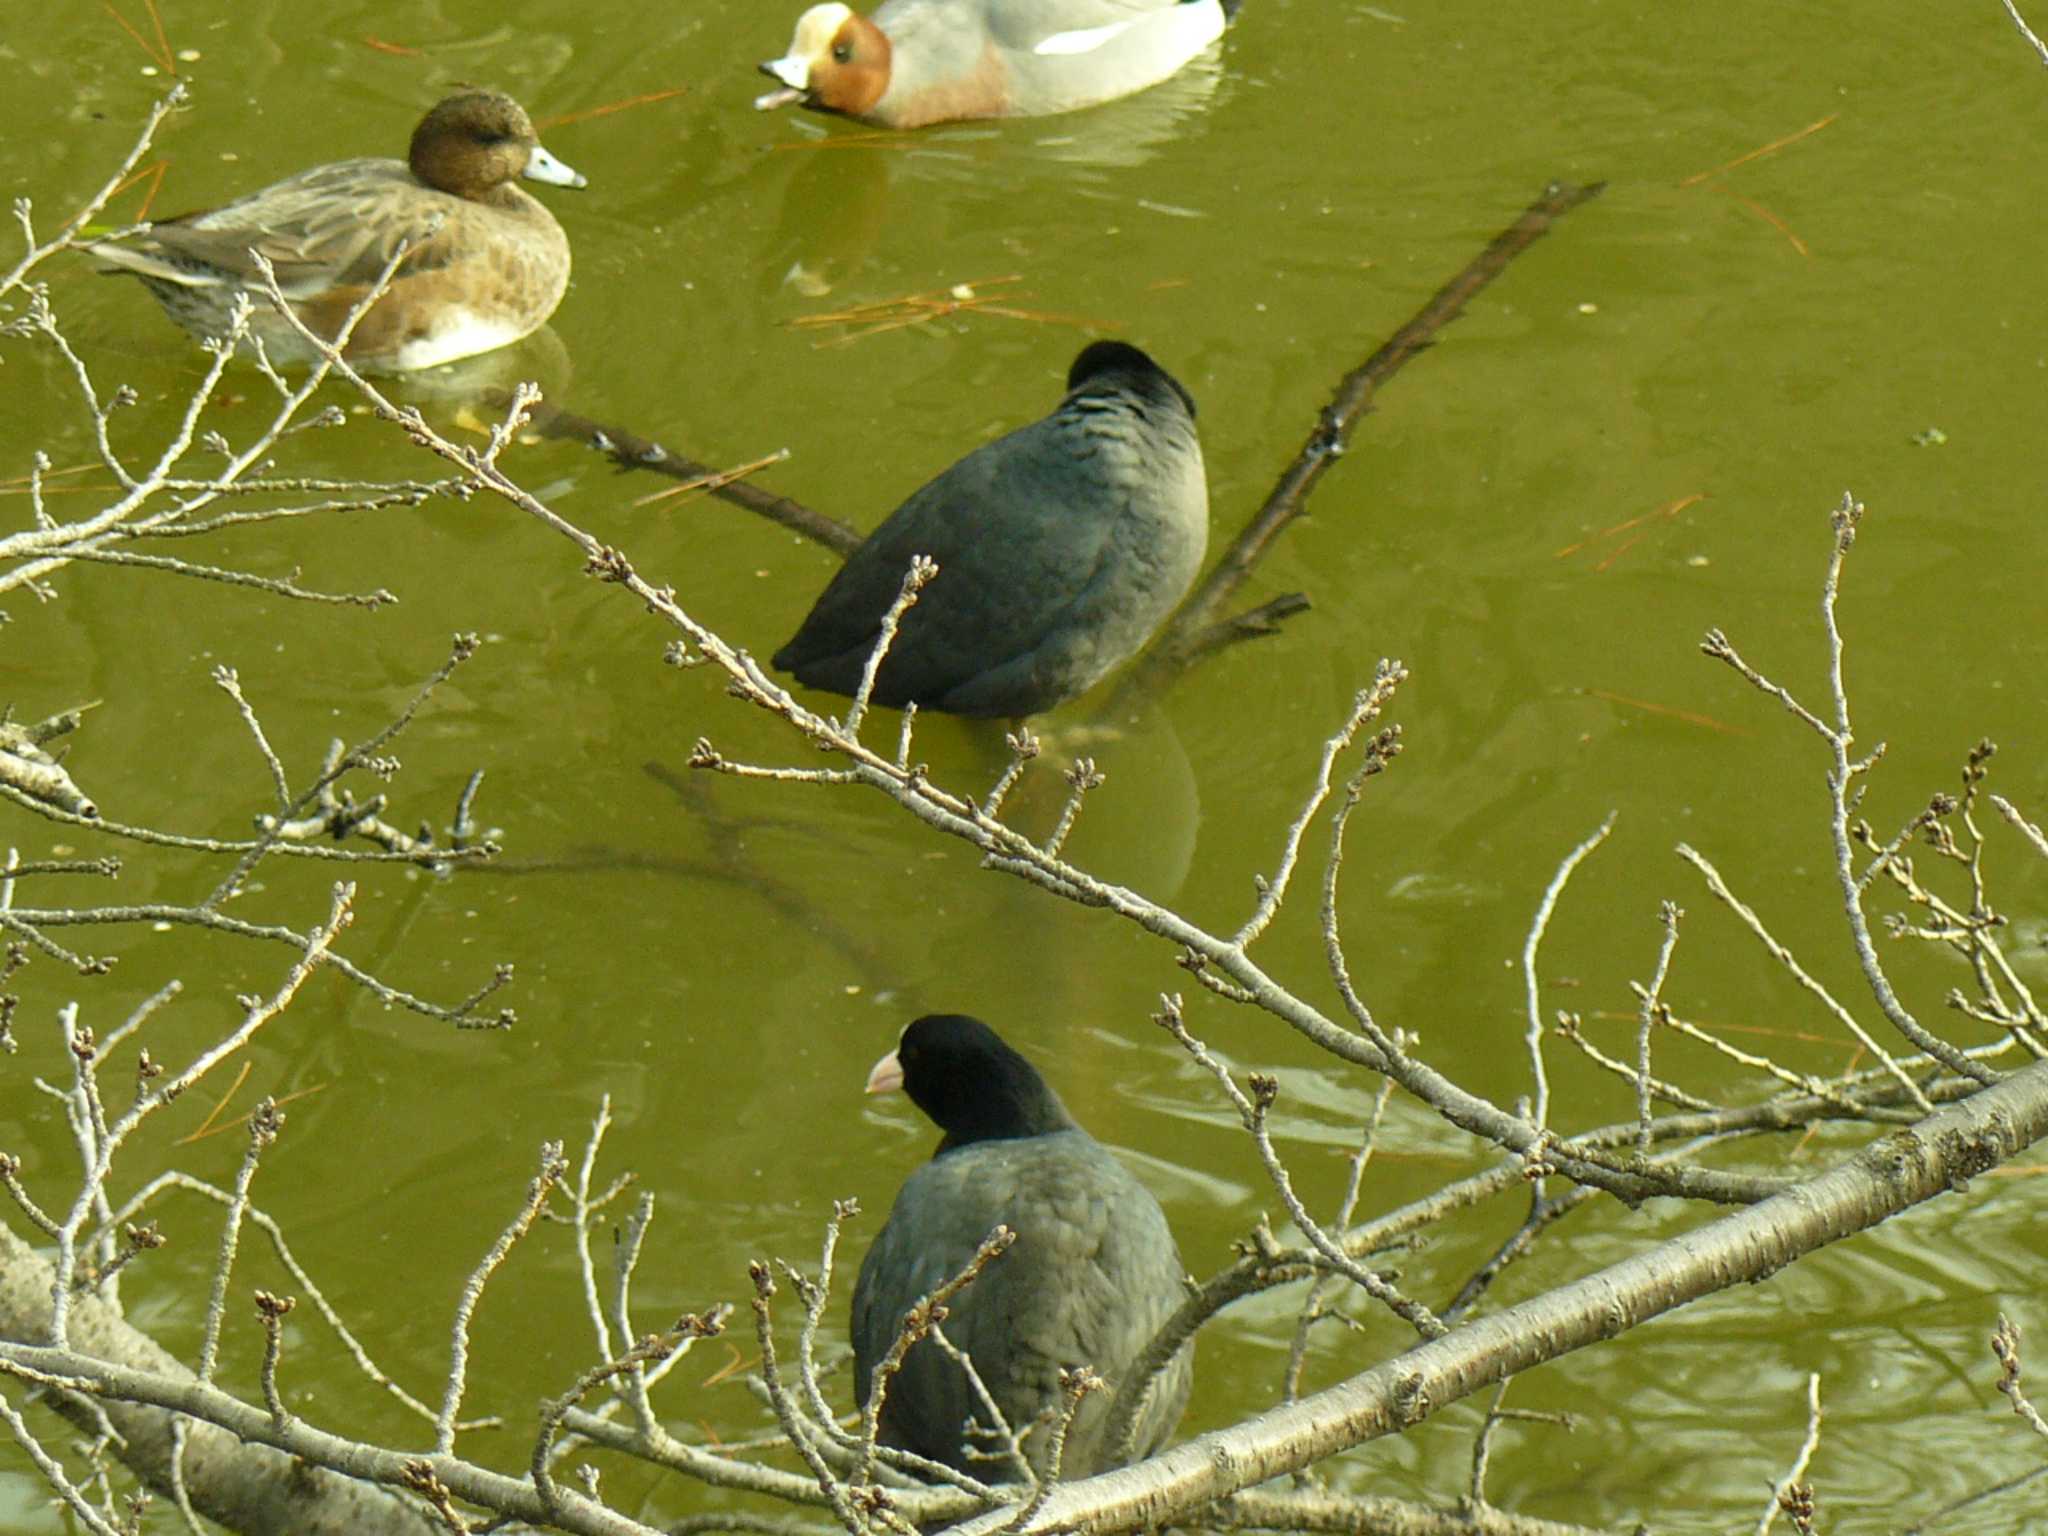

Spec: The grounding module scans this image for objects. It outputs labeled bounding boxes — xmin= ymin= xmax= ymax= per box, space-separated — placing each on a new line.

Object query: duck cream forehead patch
xmin=793 ymin=2 xmax=856 ymax=54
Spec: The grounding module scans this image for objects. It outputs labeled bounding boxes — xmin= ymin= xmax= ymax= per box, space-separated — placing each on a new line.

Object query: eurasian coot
xmin=850 ymin=1013 xmax=1192 ymax=1477
xmin=773 ymin=342 xmax=1208 ymax=718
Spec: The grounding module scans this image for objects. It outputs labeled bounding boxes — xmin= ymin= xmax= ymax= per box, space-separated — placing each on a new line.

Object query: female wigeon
xmin=90 ymin=91 xmax=585 ymax=373
xmin=772 ymin=341 xmax=1209 ymax=719
xmin=756 ymin=0 xmax=1240 ymax=129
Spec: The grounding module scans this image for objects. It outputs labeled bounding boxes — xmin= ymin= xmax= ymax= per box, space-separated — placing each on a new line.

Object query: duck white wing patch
xmin=1034 ymin=18 xmax=1141 ymax=55
xmin=395 ymin=309 xmax=526 ymax=372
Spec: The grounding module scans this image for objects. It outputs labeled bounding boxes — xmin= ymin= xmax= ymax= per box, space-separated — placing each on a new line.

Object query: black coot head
xmin=1066 ymin=339 xmax=1198 ymax=420
xmin=866 ymin=1013 xmax=1076 ymax=1151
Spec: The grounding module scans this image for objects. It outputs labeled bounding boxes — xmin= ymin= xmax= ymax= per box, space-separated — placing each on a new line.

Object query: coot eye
xmin=832 ymin=40 xmax=853 ymax=63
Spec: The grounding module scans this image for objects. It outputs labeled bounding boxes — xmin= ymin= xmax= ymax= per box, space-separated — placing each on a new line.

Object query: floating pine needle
xmin=1596 ymin=530 xmax=1647 ymax=567
xmin=362 ymin=35 xmax=424 ymax=56
xmin=81 ymin=157 xmax=172 ymax=225
xmin=181 ymin=1059 xmax=249 ymax=1141
xmin=1555 ymin=493 xmax=1704 ymax=564
xmin=791 ymin=275 xmax=1119 ymax=347
xmin=700 ymin=1341 xmax=756 ymax=1389
xmin=1680 ymin=113 xmax=1839 ymax=188
xmin=1719 ymin=186 xmax=1810 ymax=257
xmin=631 ymin=448 xmax=791 ymax=509
xmin=177 ymin=1062 xmax=329 ymax=1145
xmin=1587 ymin=1009 xmax=1834 ymax=1048
xmin=130 ymin=157 xmax=170 ymax=221
xmin=140 ymin=0 xmax=172 ymax=67
xmin=176 ymin=1083 xmax=330 ymax=1144
xmin=1584 ymin=689 xmax=1750 ymax=737
xmin=0 ymin=462 xmax=117 ymax=497
xmin=0 ymin=484 xmax=119 ymax=499
xmin=101 ymin=0 xmax=175 ymax=73
xmin=791 ymin=273 xmax=1020 ymax=339
xmin=539 ymin=87 xmax=690 ymax=131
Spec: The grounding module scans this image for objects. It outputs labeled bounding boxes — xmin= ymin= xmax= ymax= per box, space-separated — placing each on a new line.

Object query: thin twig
xmin=1993 ymin=1316 xmax=2048 ymax=1440
xmin=1636 ymin=903 xmax=1683 ymax=1151
xmin=1754 ymin=1373 xmax=1822 ymax=1535
xmin=1999 ymin=0 xmax=2048 ymax=68
xmin=434 ymin=1141 xmax=568 ymax=1454
xmin=1523 ymin=814 xmax=1618 ymax=1130
xmin=1159 ymin=999 xmax=1446 ymax=1340
xmin=1677 ymin=843 xmax=1933 ymax=1113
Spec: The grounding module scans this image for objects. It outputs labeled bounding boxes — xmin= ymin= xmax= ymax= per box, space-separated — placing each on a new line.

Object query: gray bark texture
xmin=0 ymin=1223 xmax=438 ymax=1535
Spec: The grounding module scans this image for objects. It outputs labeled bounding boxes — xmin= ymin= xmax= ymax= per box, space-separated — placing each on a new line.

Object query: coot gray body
xmin=850 ymin=1013 xmax=1192 ymax=1477
xmin=773 ymin=342 xmax=1208 ymax=718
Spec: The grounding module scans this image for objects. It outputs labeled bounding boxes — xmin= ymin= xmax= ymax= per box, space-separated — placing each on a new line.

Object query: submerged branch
xmin=1114 ymin=179 xmax=1607 ymax=708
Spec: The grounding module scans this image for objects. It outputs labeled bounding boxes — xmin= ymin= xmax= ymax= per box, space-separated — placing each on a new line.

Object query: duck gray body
xmin=850 ymin=1014 xmax=1193 ymax=1478
xmin=852 ymin=1132 xmax=1191 ymax=1475
xmin=773 ymin=341 xmax=1207 ymax=718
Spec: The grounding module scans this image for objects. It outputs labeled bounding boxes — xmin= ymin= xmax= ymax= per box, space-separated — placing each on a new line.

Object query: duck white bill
xmin=523 ymin=145 xmax=587 ymax=189
xmin=761 ymin=54 xmax=811 ymax=90
xmin=864 ymin=1049 xmax=904 ymax=1095
xmin=755 ymin=84 xmax=808 ymax=111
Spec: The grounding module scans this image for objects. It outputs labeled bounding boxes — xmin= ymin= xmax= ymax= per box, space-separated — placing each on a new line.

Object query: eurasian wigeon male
xmin=90 ymin=90 xmax=585 ymax=373
xmin=756 ymin=0 xmax=1242 ymax=129
xmin=772 ymin=341 xmax=1209 ymax=719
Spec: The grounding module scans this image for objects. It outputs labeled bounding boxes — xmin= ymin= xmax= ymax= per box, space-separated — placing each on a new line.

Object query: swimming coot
xmin=849 ymin=1013 xmax=1193 ymax=1477
xmin=773 ymin=342 xmax=1208 ymax=718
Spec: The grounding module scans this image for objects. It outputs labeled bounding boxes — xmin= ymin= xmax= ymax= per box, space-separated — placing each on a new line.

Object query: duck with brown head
xmin=756 ymin=0 xmax=1240 ymax=129
xmin=90 ymin=90 xmax=585 ymax=372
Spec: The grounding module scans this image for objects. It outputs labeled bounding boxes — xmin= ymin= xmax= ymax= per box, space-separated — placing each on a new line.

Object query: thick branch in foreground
xmin=0 ymin=1225 xmax=438 ymax=1536
xmin=939 ymin=1061 xmax=2048 ymax=1536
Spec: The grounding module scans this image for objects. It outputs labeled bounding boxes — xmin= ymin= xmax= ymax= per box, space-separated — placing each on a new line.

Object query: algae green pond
xmin=4 ymin=1 xmax=2047 ymax=1529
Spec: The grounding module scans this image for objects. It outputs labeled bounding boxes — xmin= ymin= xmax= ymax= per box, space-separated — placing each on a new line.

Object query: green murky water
xmin=5 ymin=1 xmax=2047 ymax=1529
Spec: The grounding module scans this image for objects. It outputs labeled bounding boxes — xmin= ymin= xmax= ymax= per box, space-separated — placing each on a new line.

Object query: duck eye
xmin=832 ymin=40 xmax=853 ymax=63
